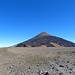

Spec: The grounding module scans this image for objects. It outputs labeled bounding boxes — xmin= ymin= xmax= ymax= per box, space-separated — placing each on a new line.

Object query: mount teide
xmin=16 ymin=32 xmax=75 ymax=47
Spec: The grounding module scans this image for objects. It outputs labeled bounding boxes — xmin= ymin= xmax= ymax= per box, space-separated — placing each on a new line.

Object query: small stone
xmin=67 ymin=61 xmax=69 ymax=63
xmin=20 ymin=73 xmax=25 ymax=75
xmin=56 ymin=69 xmax=59 ymax=71
xmin=37 ymin=64 xmax=39 ymax=66
xmin=44 ymin=71 xmax=49 ymax=75
xmin=28 ymin=67 xmax=30 ymax=69
xmin=59 ymin=65 xmax=64 ymax=67
xmin=59 ymin=72 xmax=63 ymax=75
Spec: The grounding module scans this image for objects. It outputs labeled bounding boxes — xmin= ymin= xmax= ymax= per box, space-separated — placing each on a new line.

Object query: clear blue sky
xmin=0 ymin=0 xmax=75 ymax=47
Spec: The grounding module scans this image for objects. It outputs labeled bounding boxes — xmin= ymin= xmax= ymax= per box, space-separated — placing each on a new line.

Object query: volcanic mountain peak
xmin=34 ymin=32 xmax=50 ymax=38
xmin=16 ymin=32 xmax=75 ymax=47
xmin=39 ymin=32 xmax=50 ymax=36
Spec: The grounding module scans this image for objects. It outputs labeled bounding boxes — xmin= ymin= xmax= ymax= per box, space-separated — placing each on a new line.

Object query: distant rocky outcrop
xmin=16 ymin=32 xmax=75 ymax=47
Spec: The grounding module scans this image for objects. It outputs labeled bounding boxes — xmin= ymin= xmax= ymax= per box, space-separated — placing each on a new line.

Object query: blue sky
xmin=0 ymin=0 xmax=75 ymax=47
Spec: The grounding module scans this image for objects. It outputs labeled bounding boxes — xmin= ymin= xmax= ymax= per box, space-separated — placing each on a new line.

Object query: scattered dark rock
xmin=67 ymin=61 xmax=69 ymax=63
xmin=37 ymin=64 xmax=39 ymax=66
xmin=44 ymin=71 xmax=49 ymax=75
xmin=56 ymin=69 xmax=59 ymax=71
xmin=59 ymin=72 xmax=63 ymax=75
xmin=52 ymin=67 xmax=55 ymax=70
xmin=59 ymin=65 xmax=64 ymax=67
xmin=28 ymin=67 xmax=30 ymax=69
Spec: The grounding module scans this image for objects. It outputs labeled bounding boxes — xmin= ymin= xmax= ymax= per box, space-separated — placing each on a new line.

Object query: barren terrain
xmin=0 ymin=47 xmax=75 ymax=75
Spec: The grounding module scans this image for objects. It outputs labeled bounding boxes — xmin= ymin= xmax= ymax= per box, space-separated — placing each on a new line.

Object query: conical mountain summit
xmin=36 ymin=32 xmax=50 ymax=37
xmin=16 ymin=32 xmax=75 ymax=47
xmin=32 ymin=32 xmax=50 ymax=39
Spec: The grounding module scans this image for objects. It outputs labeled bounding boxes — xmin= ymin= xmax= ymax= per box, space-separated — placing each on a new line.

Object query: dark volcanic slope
xmin=16 ymin=32 xmax=75 ymax=47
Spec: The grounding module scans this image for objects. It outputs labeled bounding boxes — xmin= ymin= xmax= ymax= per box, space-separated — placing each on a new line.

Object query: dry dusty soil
xmin=0 ymin=47 xmax=75 ymax=75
